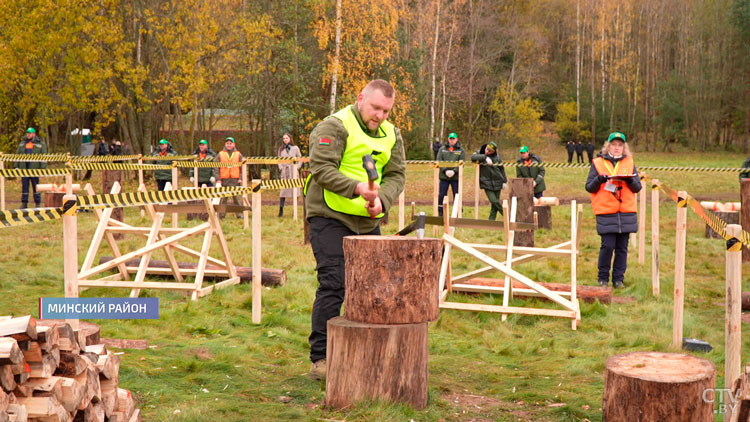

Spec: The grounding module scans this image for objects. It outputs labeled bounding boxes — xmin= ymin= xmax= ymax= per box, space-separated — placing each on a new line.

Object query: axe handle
xmin=367 ymin=180 xmax=376 ymax=218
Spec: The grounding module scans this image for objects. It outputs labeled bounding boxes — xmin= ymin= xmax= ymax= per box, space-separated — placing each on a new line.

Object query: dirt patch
xmin=441 ymin=392 xmax=549 ymax=421
xmin=187 ymin=347 xmax=214 ymax=360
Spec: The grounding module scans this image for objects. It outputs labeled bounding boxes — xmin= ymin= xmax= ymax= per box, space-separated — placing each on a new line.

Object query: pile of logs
xmin=0 ymin=316 xmax=141 ymax=422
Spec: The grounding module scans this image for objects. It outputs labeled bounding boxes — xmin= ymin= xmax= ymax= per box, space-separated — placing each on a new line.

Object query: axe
xmin=362 ymin=154 xmax=379 ymax=216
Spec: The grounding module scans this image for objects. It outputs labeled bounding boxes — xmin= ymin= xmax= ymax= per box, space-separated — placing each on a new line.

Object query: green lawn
xmin=0 ymin=150 xmax=748 ymax=421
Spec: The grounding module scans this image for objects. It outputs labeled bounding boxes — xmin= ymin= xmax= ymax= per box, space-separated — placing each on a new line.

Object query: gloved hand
xmin=597 ymin=174 xmax=608 ymax=184
xmin=485 ymin=157 xmax=492 ymax=165
xmin=189 ymin=176 xmax=195 ymax=183
xmin=210 ymin=176 xmax=216 ymax=184
xmin=445 ymin=170 xmax=455 ymax=178
xmin=533 ymin=180 xmax=537 ymax=187
xmin=502 ymin=183 xmax=507 ymax=190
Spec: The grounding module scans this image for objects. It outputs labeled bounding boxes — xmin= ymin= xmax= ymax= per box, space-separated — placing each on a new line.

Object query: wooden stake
xmin=193 ymin=166 xmax=199 ymax=188
xmin=570 ymin=200 xmax=578 ymax=330
xmin=433 ymin=165 xmax=439 ymax=237
xmin=725 ymin=224 xmax=742 ymax=399
xmin=651 ymin=179 xmax=660 ymax=296
xmin=672 ymin=191 xmax=687 ymax=348
xmin=242 ymin=163 xmax=250 ymax=229
xmin=171 ymin=164 xmax=178 ymax=228
xmin=0 ymin=160 xmax=5 ymax=211
xmin=475 ymin=162 xmax=480 ymax=219
xmin=639 ymin=188 xmax=646 ymax=264
xmin=398 ymin=191 xmax=405 ymax=230
xmin=63 ymin=194 xmax=79 ymax=331
xmin=741 ymin=180 xmax=750 ymax=262
xmin=501 ymin=197 xmax=517 ymax=322
xmin=65 ymin=173 xmax=73 ymax=197
xmin=252 ymin=179 xmax=262 ymax=324
xmin=458 ymin=161 xmax=464 ymax=217
xmin=292 ymin=163 xmax=299 ymax=222
xmin=138 ymin=155 xmax=144 ymax=218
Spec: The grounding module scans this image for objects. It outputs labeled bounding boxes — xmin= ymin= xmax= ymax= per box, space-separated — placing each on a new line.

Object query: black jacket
xmin=575 ymin=143 xmax=584 ymax=153
xmin=470 ymin=144 xmax=507 ymax=191
xmin=566 ymin=142 xmax=575 ymax=152
xmin=740 ymin=157 xmax=750 ymax=180
xmin=585 ymin=143 xmax=595 ymax=156
xmin=585 ymin=153 xmax=642 ymax=234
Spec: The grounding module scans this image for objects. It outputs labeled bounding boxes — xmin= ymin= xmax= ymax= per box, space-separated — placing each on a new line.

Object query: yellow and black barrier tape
xmin=68 ymin=162 xmax=172 ymax=171
xmin=68 ymin=154 xmax=142 ymax=162
xmin=0 ymin=199 xmax=76 ymax=228
xmin=0 ymin=153 xmax=69 ymax=162
xmin=244 ymin=156 xmax=309 ymax=165
xmin=0 ymin=168 xmax=71 ymax=178
xmin=258 ymin=178 xmax=305 ymax=191
xmin=77 ymin=186 xmax=249 ymax=209
xmin=141 ymin=155 xmax=199 ymax=161
xmin=174 ymin=160 xmax=243 ymax=168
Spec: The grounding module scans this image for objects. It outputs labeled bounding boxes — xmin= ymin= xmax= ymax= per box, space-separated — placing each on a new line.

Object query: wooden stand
xmin=725 ymin=224 xmax=743 ymax=405
xmin=651 ymin=179 xmax=660 ymax=296
xmin=533 ymin=205 xmax=552 ymax=229
xmin=343 ymin=236 xmax=441 ymax=324
xmin=704 ymin=211 xmax=739 ymax=239
xmin=742 ymin=180 xmax=750 ymax=262
xmin=508 ymin=178 xmax=534 ymax=246
xmin=672 ymin=191 xmax=687 ymax=348
xmin=603 ymin=352 xmax=715 ymax=421
xmin=325 ymin=317 xmax=428 ymax=410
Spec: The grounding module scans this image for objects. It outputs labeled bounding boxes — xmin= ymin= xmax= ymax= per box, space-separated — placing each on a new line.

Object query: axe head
xmin=362 ymin=154 xmax=378 ymax=182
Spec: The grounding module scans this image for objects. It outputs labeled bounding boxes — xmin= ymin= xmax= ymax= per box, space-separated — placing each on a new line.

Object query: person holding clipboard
xmin=585 ymin=132 xmax=642 ymax=288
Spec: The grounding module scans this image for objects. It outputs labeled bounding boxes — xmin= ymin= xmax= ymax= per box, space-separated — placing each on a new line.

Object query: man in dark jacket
xmin=152 ymin=139 xmax=177 ymax=191
xmin=585 ymin=140 xmax=596 ymax=163
xmin=471 ymin=141 xmax=506 ymax=220
xmin=432 ymin=138 xmax=442 ymax=160
xmin=437 ymin=132 xmax=465 ymax=216
xmin=740 ymin=157 xmax=750 ymax=181
xmin=575 ymin=141 xmax=584 ymax=163
xmin=565 ymin=140 xmax=575 ymax=163
xmin=15 ymin=127 xmax=48 ymax=208
xmin=516 ymin=146 xmax=545 ymax=198
xmin=192 ymin=140 xmax=218 ymax=187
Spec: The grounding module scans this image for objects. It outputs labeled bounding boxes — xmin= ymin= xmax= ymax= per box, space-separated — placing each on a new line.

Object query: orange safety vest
xmin=591 ymin=155 xmax=636 ymax=215
xmin=218 ymin=150 xmax=242 ymax=179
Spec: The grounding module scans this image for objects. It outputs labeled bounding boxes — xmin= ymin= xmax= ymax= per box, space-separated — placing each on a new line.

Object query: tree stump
xmin=508 ymin=178 xmax=534 ymax=247
xmin=343 ymin=236 xmax=441 ymax=324
xmin=704 ymin=210 xmax=739 ymax=239
xmin=325 ymin=317 xmax=428 ymax=410
xmin=603 ymin=352 xmax=715 ymax=421
xmin=534 ymin=205 xmax=552 ymax=229
xmin=43 ymin=192 xmax=65 ymax=208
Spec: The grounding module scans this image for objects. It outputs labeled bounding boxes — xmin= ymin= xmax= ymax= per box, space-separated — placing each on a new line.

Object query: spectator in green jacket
xmin=436 ymin=132 xmax=465 ymax=216
xmin=15 ymin=127 xmax=48 ymax=208
xmin=515 ymin=146 xmax=545 ymax=199
xmin=740 ymin=157 xmax=750 ymax=181
xmin=191 ymin=140 xmax=218 ymax=187
xmin=471 ymin=141 xmax=507 ymax=220
xmin=152 ymin=139 xmax=177 ymax=191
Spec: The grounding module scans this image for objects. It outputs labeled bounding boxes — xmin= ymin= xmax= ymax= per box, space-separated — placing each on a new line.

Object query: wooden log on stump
xmin=98 ymin=256 xmax=286 ymax=287
xmin=508 ymin=178 xmax=534 ymax=247
xmin=325 ymin=317 xmax=428 ymax=410
xmin=343 ymin=236 xmax=441 ymax=325
xmin=704 ymin=210 xmax=739 ymax=239
xmin=533 ymin=205 xmax=552 ymax=229
xmin=603 ymin=352 xmax=715 ymax=421
xmin=44 ymin=192 xmax=66 ymax=208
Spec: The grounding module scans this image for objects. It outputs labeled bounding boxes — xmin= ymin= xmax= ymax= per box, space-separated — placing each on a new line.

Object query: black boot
xmin=278 ymin=198 xmax=285 ymax=217
xmin=21 ymin=202 xmax=27 ymax=209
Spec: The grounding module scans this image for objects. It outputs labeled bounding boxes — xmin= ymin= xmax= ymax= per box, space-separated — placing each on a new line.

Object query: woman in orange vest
xmin=585 ymin=132 xmax=642 ymax=288
xmin=218 ymin=137 xmax=243 ymax=217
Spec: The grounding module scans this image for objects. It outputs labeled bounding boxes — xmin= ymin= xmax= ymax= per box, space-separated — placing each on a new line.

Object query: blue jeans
xmin=21 ymin=177 xmax=40 ymax=206
xmin=438 ymin=180 xmax=459 ymax=216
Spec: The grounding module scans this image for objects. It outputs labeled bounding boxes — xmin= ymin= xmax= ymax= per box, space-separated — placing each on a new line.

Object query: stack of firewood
xmin=0 ymin=316 xmax=141 ymax=422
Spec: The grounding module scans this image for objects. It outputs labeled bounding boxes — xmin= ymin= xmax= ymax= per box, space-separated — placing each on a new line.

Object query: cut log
xmin=0 ymin=339 xmax=23 ymax=365
xmin=58 ymin=377 xmax=84 ymax=413
xmin=533 ymin=205 xmax=552 ymax=229
xmin=0 ymin=365 xmax=16 ymax=392
xmin=36 ymin=321 xmax=100 ymax=349
xmin=10 ymin=363 xmax=30 ymax=385
xmin=28 ymin=354 xmax=56 ymax=378
xmin=0 ymin=317 xmax=36 ymax=342
xmin=83 ymin=345 xmax=106 ymax=356
xmin=325 ymin=317 xmax=428 ymax=410
xmin=342 ymin=236 xmax=441 ymax=325
xmin=704 ymin=210 xmax=739 ymax=239
xmin=54 ymin=353 xmax=87 ymax=377
xmin=115 ymin=389 xmax=134 ymax=422
xmin=6 ymin=403 xmax=27 ymax=422
xmin=23 ymin=377 xmax=63 ymax=403
xmin=603 ymin=352 xmax=715 ymax=421
xmin=72 ymin=399 xmax=104 ymax=422
xmin=15 ymin=396 xmax=68 ymax=421
xmin=98 ymin=339 xmax=146 ymax=351
xmin=20 ymin=342 xmax=42 ymax=363
xmin=127 ymin=409 xmax=141 ymax=422
xmin=46 ymin=347 xmax=60 ymax=369
xmin=36 ymin=324 xmax=77 ymax=354
xmin=96 ymin=354 xmax=120 ymax=380
xmin=99 ymin=377 xmax=119 ymax=418
xmin=0 ymin=389 xmax=7 ymax=410
xmin=98 ymin=256 xmax=286 ymax=287
xmin=460 ymin=278 xmax=612 ymax=304
xmin=74 ymin=368 xmax=100 ymax=410
xmin=36 ymin=327 xmax=59 ymax=352
xmin=508 ymin=178 xmax=535 ymax=247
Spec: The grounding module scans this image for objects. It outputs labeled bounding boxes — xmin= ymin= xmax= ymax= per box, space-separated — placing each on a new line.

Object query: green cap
xmin=448 ymin=132 xmax=457 ymax=139
xmin=607 ymin=132 xmax=626 ymax=143
xmin=26 ymin=127 xmax=35 ymax=134
xmin=519 ymin=146 xmax=529 ymax=153
xmin=199 ymin=140 xmax=208 ymax=145
xmin=487 ymin=141 xmax=497 ymax=149
xmin=159 ymin=139 xmax=169 ymax=145
xmin=225 ymin=137 xmax=235 ymax=143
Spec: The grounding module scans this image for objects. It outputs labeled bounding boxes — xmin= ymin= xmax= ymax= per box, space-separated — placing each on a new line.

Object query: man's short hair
xmin=362 ymin=79 xmax=395 ymax=98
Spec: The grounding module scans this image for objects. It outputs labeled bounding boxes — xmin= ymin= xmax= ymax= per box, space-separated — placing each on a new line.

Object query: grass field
xmin=0 ymin=150 xmax=748 ymax=421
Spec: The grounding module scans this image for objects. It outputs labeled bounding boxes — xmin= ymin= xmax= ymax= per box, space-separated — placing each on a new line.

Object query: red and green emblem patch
xmin=319 ymin=138 xmax=331 ymax=146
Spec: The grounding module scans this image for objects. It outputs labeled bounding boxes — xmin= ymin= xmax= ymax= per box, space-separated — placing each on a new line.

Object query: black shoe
xmin=598 ymin=280 xmax=609 ymax=287
xmin=613 ymin=280 xmax=625 ymax=289
xmin=278 ymin=207 xmax=283 ymax=217
xmin=20 ymin=203 xmax=27 ymax=209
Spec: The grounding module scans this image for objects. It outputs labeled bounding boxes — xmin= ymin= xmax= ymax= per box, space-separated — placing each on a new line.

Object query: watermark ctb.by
xmin=703 ymin=388 xmax=738 ymax=415
xmin=39 ymin=297 xmax=159 ymax=319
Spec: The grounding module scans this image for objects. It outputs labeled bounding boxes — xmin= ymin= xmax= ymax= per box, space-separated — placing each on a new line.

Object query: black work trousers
xmin=597 ymin=232 xmax=630 ymax=283
xmin=308 ymin=216 xmax=380 ymax=363
xmin=438 ymin=179 xmax=459 ymax=216
xmin=21 ymin=177 xmax=40 ymax=206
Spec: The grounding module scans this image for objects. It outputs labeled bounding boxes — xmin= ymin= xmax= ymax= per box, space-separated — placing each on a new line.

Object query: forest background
xmin=1 ymin=0 xmax=749 ymax=159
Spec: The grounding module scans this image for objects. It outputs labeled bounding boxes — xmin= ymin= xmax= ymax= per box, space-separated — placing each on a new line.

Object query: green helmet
xmin=519 ymin=146 xmax=529 ymax=153
xmin=448 ymin=132 xmax=457 ymax=139
xmin=159 ymin=139 xmax=169 ymax=145
xmin=26 ymin=127 xmax=35 ymax=134
xmin=607 ymin=132 xmax=626 ymax=143
xmin=198 ymin=140 xmax=208 ymax=145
